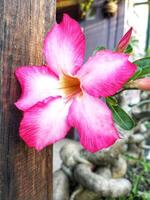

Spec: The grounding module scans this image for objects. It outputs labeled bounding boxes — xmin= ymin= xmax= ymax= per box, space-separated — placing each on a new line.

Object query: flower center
xmin=59 ymin=74 xmax=82 ymax=99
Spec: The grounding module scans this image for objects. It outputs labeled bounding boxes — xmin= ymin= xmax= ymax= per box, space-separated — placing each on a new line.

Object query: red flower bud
xmin=116 ymin=28 xmax=133 ymax=53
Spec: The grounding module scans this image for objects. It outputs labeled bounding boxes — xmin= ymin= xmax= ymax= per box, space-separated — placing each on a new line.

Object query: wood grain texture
xmin=0 ymin=0 xmax=55 ymax=199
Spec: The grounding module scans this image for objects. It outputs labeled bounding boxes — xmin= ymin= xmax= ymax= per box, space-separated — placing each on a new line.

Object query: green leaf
xmin=134 ymin=57 xmax=150 ymax=67
xmin=130 ymin=67 xmax=143 ymax=80
xmin=142 ymin=192 xmax=150 ymax=200
xmin=106 ymin=97 xmax=117 ymax=106
xmin=141 ymin=161 xmax=150 ymax=172
xmin=124 ymin=44 xmax=133 ymax=54
xmin=106 ymin=99 xmax=135 ymax=130
xmin=92 ymin=46 xmax=105 ymax=56
xmin=131 ymin=57 xmax=150 ymax=80
xmin=132 ymin=174 xmax=142 ymax=195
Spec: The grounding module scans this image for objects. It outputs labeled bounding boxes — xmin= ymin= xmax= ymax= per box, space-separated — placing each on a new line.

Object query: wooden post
xmin=0 ymin=0 xmax=55 ymax=199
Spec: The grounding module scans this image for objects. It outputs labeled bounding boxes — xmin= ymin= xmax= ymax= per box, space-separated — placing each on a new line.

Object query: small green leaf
xmin=130 ymin=67 xmax=143 ymax=80
xmin=92 ymin=46 xmax=105 ymax=55
xmin=131 ymin=57 xmax=150 ymax=80
xmin=106 ymin=100 xmax=135 ymax=130
xmin=124 ymin=44 xmax=133 ymax=54
xmin=132 ymin=174 xmax=142 ymax=195
xmin=134 ymin=57 xmax=150 ymax=67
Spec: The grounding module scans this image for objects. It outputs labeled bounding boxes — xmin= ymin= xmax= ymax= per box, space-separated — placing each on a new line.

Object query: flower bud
xmin=127 ymin=78 xmax=150 ymax=90
xmin=116 ymin=28 xmax=132 ymax=53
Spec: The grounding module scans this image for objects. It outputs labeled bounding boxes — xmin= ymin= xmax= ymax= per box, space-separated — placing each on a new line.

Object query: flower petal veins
xmin=43 ymin=14 xmax=85 ymax=76
xmin=19 ymin=97 xmax=71 ymax=150
xmin=15 ymin=66 xmax=59 ymax=111
xmin=78 ymin=50 xmax=136 ymax=97
xmin=68 ymin=93 xmax=120 ymax=153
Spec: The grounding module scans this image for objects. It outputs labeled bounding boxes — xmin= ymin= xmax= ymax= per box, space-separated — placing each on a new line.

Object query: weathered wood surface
xmin=0 ymin=0 xmax=55 ymax=199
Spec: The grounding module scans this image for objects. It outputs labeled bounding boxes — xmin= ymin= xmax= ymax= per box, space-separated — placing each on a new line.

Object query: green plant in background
xmin=124 ymin=155 xmax=150 ymax=200
xmin=103 ymin=155 xmax=150 ymax=200
xmin=79 ymin=0 xmax=119 ymax=19
xmin=79 ymin=0 xmax=94 ymax=19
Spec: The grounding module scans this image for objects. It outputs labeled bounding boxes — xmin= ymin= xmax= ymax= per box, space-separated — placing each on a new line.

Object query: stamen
xmin=58 ymin=74 xmax=82 ymax=99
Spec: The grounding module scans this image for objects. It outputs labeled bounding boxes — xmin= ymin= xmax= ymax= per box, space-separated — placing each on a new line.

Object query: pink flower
xmin=15 ymin=14 xmax=136 ymax=152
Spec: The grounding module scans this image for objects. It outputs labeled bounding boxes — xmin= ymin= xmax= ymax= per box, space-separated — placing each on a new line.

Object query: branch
xmin=53 ymin=170 xmax=70 ymax=200
xmin=74 ymin=164 xmax=131 ymax=198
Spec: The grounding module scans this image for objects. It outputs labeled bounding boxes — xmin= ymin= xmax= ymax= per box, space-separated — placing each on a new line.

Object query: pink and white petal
xmin=19 ymin=97 xmax=71 ymax=151
xmin=68 ymin=93 xmax=120 ymax=153
xmin=15 ymin=66 xmax=59 ymax=111
xmin=78 ymin=50 xmax=136 ymax=97
xmin=43 ymin=14 xmax=85 ymax=75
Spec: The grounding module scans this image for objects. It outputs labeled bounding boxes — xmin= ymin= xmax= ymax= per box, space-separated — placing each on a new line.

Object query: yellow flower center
xmin=59 ymin=74 xmax=82 ymax=100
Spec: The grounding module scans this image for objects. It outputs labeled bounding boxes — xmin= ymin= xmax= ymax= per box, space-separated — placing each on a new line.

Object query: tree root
xmin=53 ymin=170 xmax=70 ymax=200
xmin=74 ymin=164 xmax=132 ymax=198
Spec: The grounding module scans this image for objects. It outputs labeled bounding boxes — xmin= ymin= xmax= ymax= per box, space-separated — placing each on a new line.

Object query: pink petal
xmin=68 ymin=93 xmax=119 ymax=153
xmin=78 ymin=50 xmax=136 ymax=97
xmin=116 ymin=27 xmax=132 ymax=53
xmin=15 ymin=66 xmax=59 ymax=111
xmin=19 ymin=97 xmax=71 ymax=150
xmin=43 ymin=14 xmax=85 ymax=75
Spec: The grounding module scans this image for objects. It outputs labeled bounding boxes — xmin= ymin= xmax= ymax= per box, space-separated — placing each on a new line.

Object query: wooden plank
xmin=107 ymin=13 xmax=117 ymax=49
xmin=114 ymin=0 xmax=125 ymax=46
xmin=81 ymin=0 xmax=109 ymax=60
xmin=0 ymin=0 xmax=55 ymax=199
xmin=84 ymin=20 xmax=108 ymax=60
xmin=79 ymin=0 xmax=125 ymax=60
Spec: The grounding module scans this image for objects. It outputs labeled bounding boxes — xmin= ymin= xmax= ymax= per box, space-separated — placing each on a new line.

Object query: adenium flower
xmin=15 ymin=14 xmax=136 ymax=152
